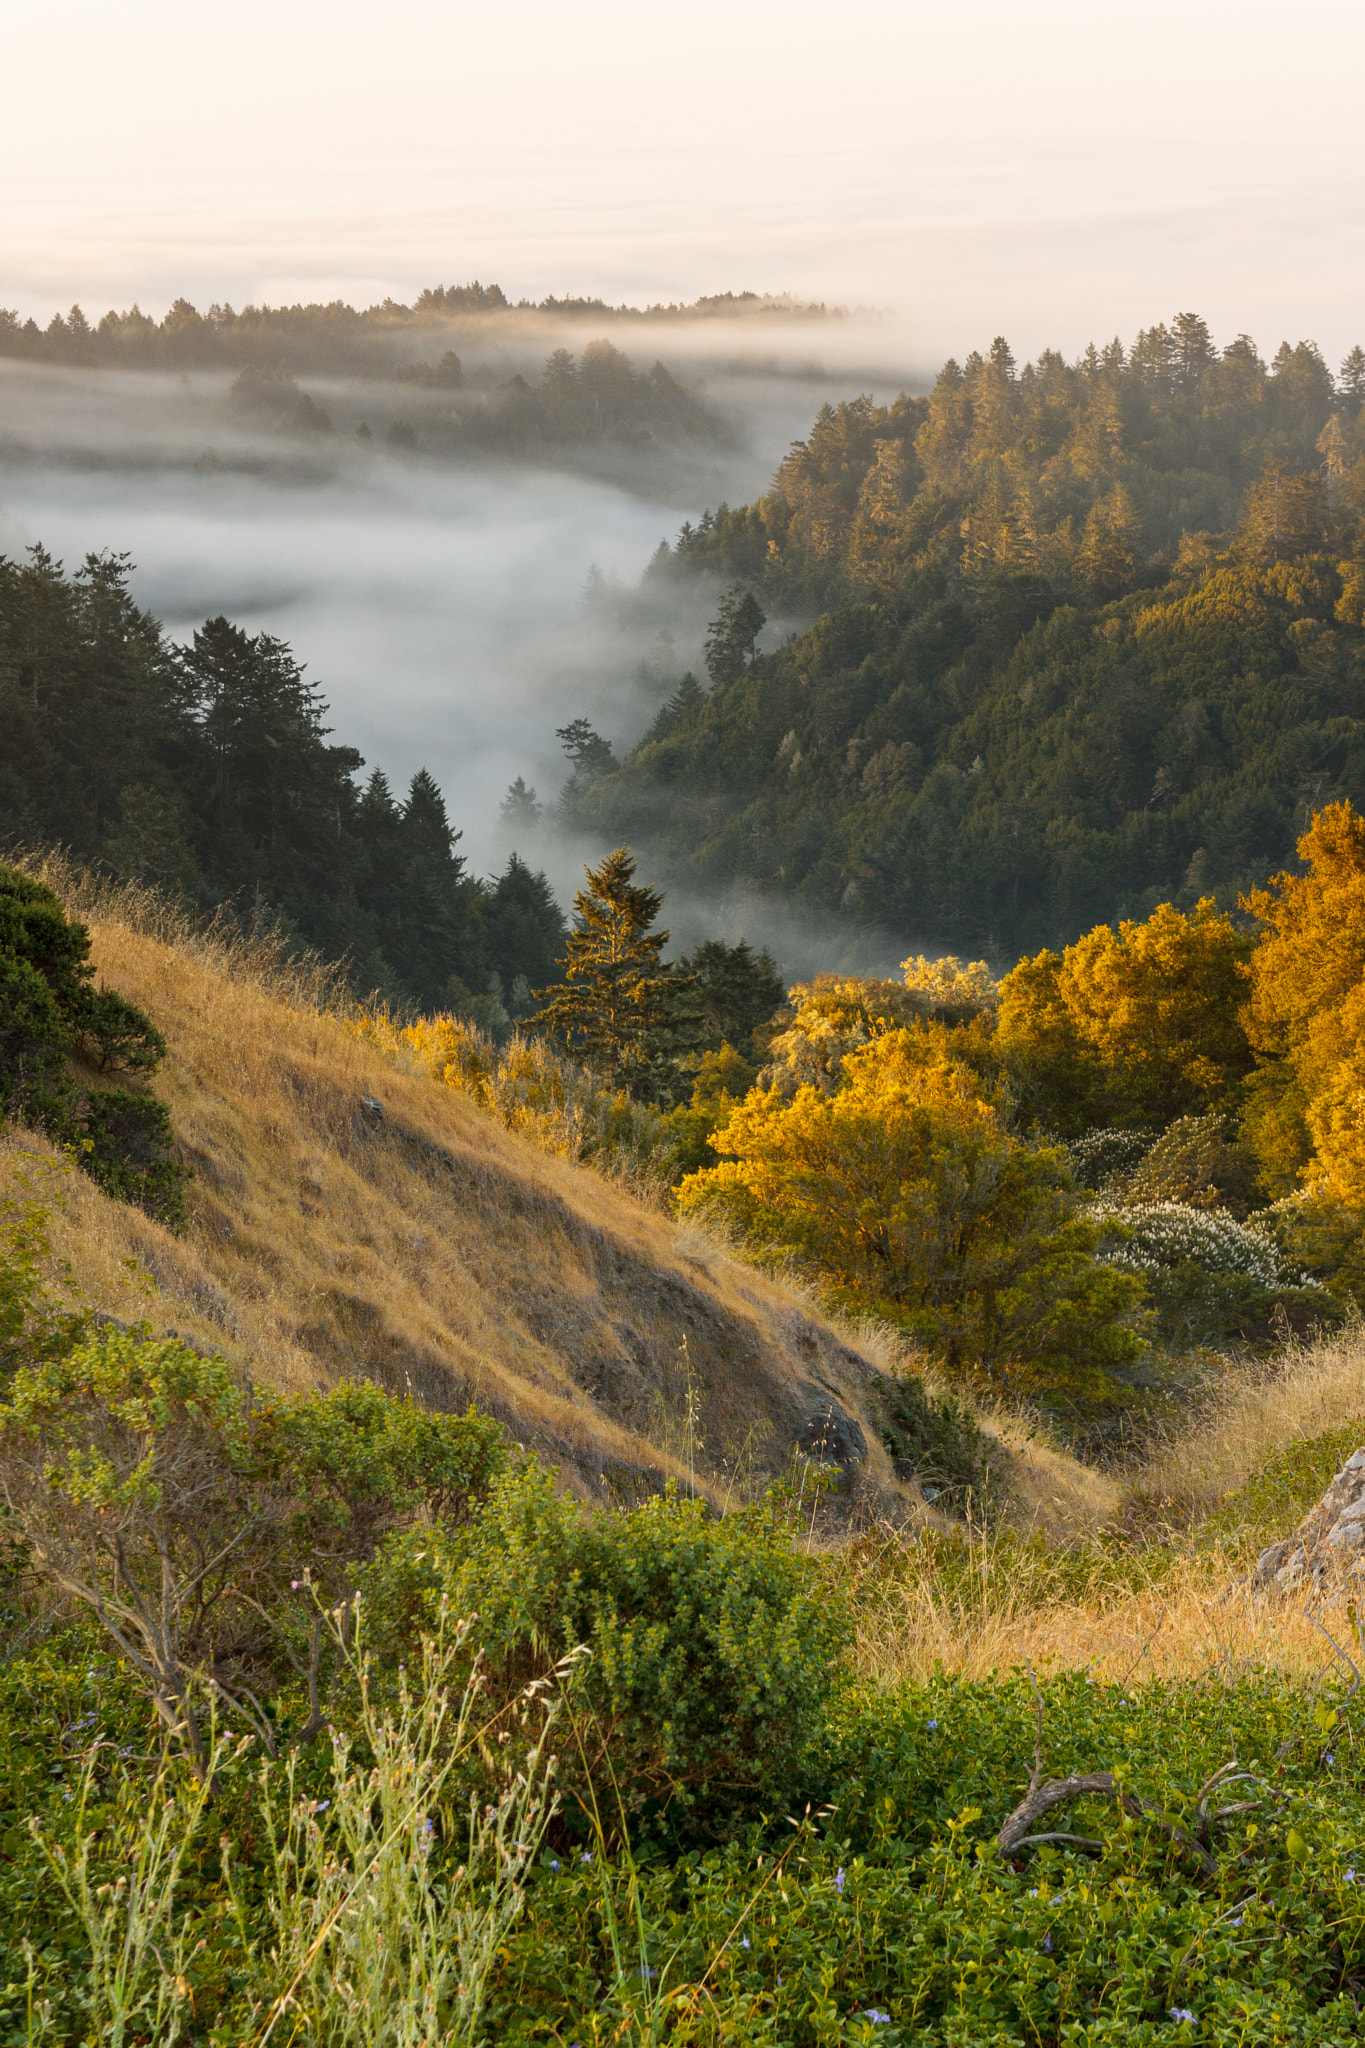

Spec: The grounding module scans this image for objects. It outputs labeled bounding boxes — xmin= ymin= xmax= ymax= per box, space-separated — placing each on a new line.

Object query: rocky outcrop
xmin=1252 ymin=1448 xmax=1365 ymax=1588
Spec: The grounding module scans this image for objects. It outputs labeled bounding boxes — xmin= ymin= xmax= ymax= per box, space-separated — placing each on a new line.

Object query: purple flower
xmin=580 ymin=1851 xmax=593 ymax=1864
xmin=1169 ymin=2008 xmax=1196 ymax=2025
xmin=927 ymin=1718 xmax=938 ymax=1731
xmin=549 ymin=1857 xmax=560 ymax=1872
xmin=1043 ymin=1933 xmax=1053 ymax=1952
xmin=835 ymin=1867 xmax=846 ymax=1893
xmin=741 ymin=1936 xmax=750 ymax=1949
xmin=863 ymin=2012 xmax=891 ymax=2025
xmin=1345 ymin=1869 xmax=1358 ymax=1884
xmin=315 ymin=1800 xmax=330 ymax=1812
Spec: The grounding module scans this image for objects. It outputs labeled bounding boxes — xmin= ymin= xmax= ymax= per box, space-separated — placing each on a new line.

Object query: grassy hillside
xmin=0 ymin=859 xmax=919 ymax=1514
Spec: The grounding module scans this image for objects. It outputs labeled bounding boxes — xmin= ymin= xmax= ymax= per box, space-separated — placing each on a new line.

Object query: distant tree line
xmin=0 ymin=548 xmax=565 ymax=1025
xmin=0 ymin=283 xmax=832 ymax=381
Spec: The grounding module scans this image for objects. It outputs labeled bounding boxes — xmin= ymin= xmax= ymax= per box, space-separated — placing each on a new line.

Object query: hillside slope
xmin=0 ymin=871 xmax=921 ymax=1511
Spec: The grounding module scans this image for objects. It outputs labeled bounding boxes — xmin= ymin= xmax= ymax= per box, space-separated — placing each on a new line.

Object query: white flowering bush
xmin=1092 ymin=1200 xmax=1289 ymax=1288
xmin=1066 ymin=1127 xmax=1154 ymax=1191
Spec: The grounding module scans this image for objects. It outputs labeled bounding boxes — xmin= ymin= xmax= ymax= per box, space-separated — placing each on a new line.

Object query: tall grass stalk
xmin=235 ymin=1601 xmax=561 ymax=2048
xmin=28 ymin=1728 xmax=236 ymax=2048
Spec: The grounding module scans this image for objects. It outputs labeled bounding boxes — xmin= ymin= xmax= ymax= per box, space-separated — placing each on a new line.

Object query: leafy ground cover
xmin=5 ymin=1624 xmax=1365 ymax=2045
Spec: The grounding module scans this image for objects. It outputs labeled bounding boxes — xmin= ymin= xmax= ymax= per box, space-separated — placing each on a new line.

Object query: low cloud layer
xmin=0 ymin=336 xmax=894 ymax=904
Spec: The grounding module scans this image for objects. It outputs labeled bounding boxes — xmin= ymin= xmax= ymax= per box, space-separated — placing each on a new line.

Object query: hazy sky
xmin=6 ymin=0 xmax=1365 ymax=365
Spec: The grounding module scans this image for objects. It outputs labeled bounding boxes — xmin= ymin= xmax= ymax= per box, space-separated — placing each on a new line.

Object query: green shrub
xmin=0 ymin=864 xmax=185 ymax=1226
xmin=873 ymin=1370 xmax=1008 ymax=1510
xmin=0 ymin=1316 xmax=506 ymax=1771
xmin=360 ymin=1464 xmax=848 ymax=1838
xmin=0 ymin=1165 xmax=91 ymax=1391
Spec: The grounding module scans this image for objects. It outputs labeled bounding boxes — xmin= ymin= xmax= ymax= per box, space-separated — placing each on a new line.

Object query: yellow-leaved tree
xmin=996 ymin=898 xmax=1256 ymax=1133
xmin=677 ymin=1030 xmax=1145 ymax=1415
xmin=1240 ymin=800 xmax=1365 ymax=1202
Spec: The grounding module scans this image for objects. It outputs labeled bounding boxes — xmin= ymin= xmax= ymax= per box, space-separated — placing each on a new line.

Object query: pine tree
xmin=644 ymin=672 xmax=707 ymax=744
xmin=390 ymin=769 xmax=482 ymax=1009
xmin=1076 ymin=482 xmax=1141 ymax=597
xmin=556 ymin=719 xmax=618 ymax=823
xmin=531 ymin=847 xmax=686 ymax=1094
xmin=703 ymin=586 xmax=766 ymax=687
xmin=1340 ymin=345 xmax=1365 ymax=406
xmin=500 ymin=775 xmax=542 ymax=826
xmin=674 ymin=938 xmax=785 ymax=1058
xmin=484 ymin=853 xmax=566 ymax=1000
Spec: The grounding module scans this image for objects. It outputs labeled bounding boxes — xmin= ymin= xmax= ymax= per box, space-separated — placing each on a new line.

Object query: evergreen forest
xmin=0 ymin=548 xmax=566 ymax=1025
xmin=575 ymin=314 xmax=1365 ymax=955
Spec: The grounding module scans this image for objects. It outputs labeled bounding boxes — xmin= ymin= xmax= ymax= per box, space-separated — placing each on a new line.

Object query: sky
xmin=6 ymin=0 xmax=1365 ymax=366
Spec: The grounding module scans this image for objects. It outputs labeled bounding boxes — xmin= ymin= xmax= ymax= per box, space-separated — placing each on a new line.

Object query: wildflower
xmin=741 ymin=1936 xmax=750 ymax=1949
xmin=1228 ymin=1914 xmax=1242 ymax=1927
xmin=1345 ymin=1869 xmax=1358 ymax=1884
xmin=549 ymin=1858 xmax=560 ymax=1873
xmin=639 ymin=1967 xmax=658 ymax=1980
xmin=1169 ymin=2009 xmax=1196 ymax=2026
xmin=580 ymin=1851 xmax=593 ymax=1864
xmin=1043 ymin=1933 xmax=1053 ymax=1952
xmin=863 ymin=2012 xmax=891 ymax=2025
xmin=1028 ymin=1887 xmax=1039 ymax=1897
xmin=835 ymin=1867 xmax=846 ymax=1893
xmin=927 ymin=1718 xmax=938 ymax=1731
xmin=315 ymin=1800 xmax=330 ymax=1812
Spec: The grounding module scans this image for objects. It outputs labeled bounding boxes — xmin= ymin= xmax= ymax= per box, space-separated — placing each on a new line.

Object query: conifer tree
xmin=393 ymin=768 xmax=482 ymax=1008
xmin=500 ymin=775 xmax=542 ymax=826
xmin=532 ymin=847 xmax=686 ymax=1094
xmin=704 ymin=586 xmax=766 ymax=687
xmin=644 ymin=672 xmax=707 ymax=743
xmin=1076 ymin=482 xmax=1141 ymax=597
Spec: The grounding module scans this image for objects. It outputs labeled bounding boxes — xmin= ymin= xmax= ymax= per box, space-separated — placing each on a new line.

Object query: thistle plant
xmin=235 ymin=1597 xmax=565 ymax=2048
xmin=27 ymin=1725 xmax=237 ymax=2048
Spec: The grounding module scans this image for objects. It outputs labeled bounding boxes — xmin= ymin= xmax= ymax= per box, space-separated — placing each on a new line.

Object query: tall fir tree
xmin=532 ymin=846 xmax=689 ymax=1095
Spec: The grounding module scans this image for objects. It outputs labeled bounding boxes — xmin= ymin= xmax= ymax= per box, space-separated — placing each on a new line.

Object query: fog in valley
xmin=0 ymin=312 xmax=926 ymax=972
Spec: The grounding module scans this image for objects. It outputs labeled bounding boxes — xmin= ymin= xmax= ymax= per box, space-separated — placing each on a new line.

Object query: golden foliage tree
xmin=677 ymin=1031 xmax=1144 ymax=1411
xmin=996 ymin=898 xmax=1256 ymax=1134
xmin=1241 ymin=800 xmax=1365 ymax=1198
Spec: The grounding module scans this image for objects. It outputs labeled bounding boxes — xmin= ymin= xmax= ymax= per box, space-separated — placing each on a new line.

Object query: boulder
xmin=1251 ymin=1448 xmax=1365 ymax=1589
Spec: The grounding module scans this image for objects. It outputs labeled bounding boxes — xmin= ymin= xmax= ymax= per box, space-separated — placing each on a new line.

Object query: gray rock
xmin=1251 ymin=1446 xmax=1365 ymax=1586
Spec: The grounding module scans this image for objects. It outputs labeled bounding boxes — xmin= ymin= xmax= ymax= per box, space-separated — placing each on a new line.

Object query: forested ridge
xmin=578 ymin=314 xmax=1365 ymax=956
xmin=0 ymin=281 xmax=831 ymax=378
xmin=0 ymin=548 xmax=567 ymax=1023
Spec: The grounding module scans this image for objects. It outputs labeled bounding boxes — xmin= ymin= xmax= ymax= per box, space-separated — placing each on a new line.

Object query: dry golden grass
xmin=4 ymin=858 xmax=914 ymax=1508
xmin=844 ymin=1325 xmax=1365 ymax=1690
xmin=846 ymin=1534 xmax=1364 ymax=1689
xmin=1129 ymin=1330 xmax=1365 ymax=1525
